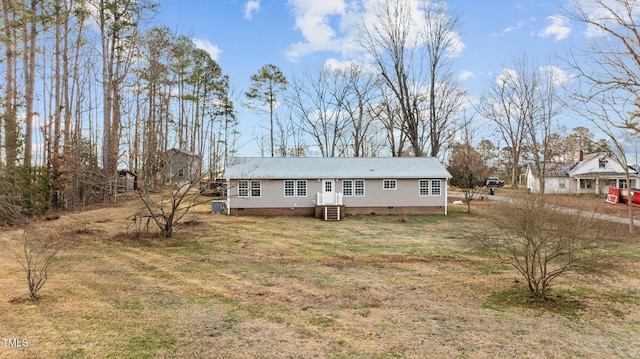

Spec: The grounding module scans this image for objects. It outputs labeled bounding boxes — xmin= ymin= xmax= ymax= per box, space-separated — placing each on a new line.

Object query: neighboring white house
xmin=525 ymin=152 xmax=639 ymax=195
xmin=223 ymin=157 xmax=452 ymax=219
xmin=525 ymin=161 xmax=575 ymax=194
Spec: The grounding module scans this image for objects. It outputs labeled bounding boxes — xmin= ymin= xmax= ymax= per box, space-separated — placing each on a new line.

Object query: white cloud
xmin=495 ymin=66 xmax=573 ymax=88
xmin=539 ymin=15 xmax=571 ymax=41
xmin=244 ymin=0 xmax=260 ymax=20
xmin=285 ymin=0 xmax=348 ymax=60
xmin=492 ymin=18 xmax=534 ymax=37
xmin=496 ymin=68 xmax=518 ymax=87
xmin=192 ymin=38 xmax=221 ymax=61
xmin=504 ymin=20 xmax=525 ymax=33
xmin=539 ymin=65 xmax=573 ymax=86
xmin=324 ymin=58 xmax=358 ymax=71
xmin=324 ymin=57 xmax=376 ymax=73
xmin=446 ymin=33 xmax=465 ymax=58
xmin=286 ymin=0 xmax=464 ymax=62
xmin=458 ymin=71 xmax=474 ymax=82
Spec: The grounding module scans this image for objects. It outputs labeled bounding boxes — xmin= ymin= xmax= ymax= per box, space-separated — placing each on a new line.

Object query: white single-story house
xmin=525 ymin=161 xmax=576 ymax=194
xmin=223 ymin=157 xmax=452 ymax=219
xmin=525 ymin=152 xmax=639 ymax=195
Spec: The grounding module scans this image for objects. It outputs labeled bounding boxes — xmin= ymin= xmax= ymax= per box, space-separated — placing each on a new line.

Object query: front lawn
xmin=0 ymin=202 xmax=639 ymax=358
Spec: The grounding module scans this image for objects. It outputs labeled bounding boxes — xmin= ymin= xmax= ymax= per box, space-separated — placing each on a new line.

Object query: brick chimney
xmin=578 ymin=149 xmax=584 ymax=161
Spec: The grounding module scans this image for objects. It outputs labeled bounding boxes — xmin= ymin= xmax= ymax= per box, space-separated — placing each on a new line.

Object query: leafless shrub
xmin=136 ymin=178 xmax=206 ymax=238
xmin=16 ymin=228 xmax=66 ymax=301
xmin=0 ymin=194 xmax=25 ymax=225
xmin=475 ymin=195 xmax=613 ymax=301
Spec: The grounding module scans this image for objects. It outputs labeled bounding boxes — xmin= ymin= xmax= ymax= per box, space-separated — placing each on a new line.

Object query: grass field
xmin=1 ymin=197 xmax=639 ymax=358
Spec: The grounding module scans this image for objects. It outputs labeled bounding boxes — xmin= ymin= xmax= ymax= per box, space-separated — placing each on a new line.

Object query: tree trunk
xmin=269 ymin=93 xmax=274 ymax=157
xmin=23 ymin=0 xmax=39 ymax=169
xmin=100 ymin=0 xmax=113 ymax=181
xmin=2 ymin=0 xmax=18 ymax=179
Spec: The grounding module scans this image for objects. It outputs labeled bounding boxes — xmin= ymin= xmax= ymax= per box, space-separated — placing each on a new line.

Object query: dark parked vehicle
xmin=485 ymin=177 xmax=505 ymax=187
xmin=199 ymin=178 xmax=227 ymax=196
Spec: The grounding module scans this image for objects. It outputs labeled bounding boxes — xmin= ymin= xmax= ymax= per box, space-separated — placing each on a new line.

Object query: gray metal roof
xmin=527 ymin=162 xmax=575 ymax=177
xmin=224 ymin=157 xmax=452 ymax=179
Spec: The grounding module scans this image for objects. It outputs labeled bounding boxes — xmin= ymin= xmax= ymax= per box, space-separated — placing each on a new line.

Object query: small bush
xmin=16 ymin=228 xmax=66 ymax=301
xmin=475 ymin=195 xmax=613 ymax=301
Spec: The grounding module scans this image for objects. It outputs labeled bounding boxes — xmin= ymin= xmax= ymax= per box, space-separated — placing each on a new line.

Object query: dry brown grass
xmin=482 ymin=187 xmax=638 ymax=220
xmin=0 ymin=197 xmax=639 ymax=358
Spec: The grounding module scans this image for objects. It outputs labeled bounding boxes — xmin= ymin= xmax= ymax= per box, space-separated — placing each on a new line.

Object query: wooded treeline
xmin=0 ymin=0 xmax=237 ymax=223
xmin=1 ymin=0 xmax=639 ymax=225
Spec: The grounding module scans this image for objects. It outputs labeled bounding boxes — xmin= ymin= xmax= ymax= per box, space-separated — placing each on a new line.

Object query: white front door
xmin=322 ymin=179 xmax=335 ymax=204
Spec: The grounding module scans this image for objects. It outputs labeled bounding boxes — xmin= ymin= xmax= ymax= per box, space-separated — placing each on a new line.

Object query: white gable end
xmin=570 ymin=155 xmax=626 ymax=176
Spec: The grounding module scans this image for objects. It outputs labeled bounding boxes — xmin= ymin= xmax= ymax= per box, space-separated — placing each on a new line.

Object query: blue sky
xmin=155 ymin=0 xmax=584 ymax=156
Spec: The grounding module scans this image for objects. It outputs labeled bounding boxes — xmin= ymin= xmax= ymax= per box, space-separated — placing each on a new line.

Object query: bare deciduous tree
xmin=422 ymin=1 xmax=465 ymax=158
xmin=136 ymin=184 xmax=202 ymax=238
xmin=360 ymin=0 xmax=426 ymax=156
xmin=525 ymin=64 xmax=567 ymax=195
xmin=565 ymin=0 xmax=640 ymax=233
xmin=275 ymin=109 xmax=308 ymax=157
xmin=370 ymin=88 xmax=407 ymax=156
xmin=333 ymin=63 xmax=379 ymax=157
xmin=477 ymin=195 xmax=610 ymax=301
xmin=478 ymin=56 xmax=540 ymax=189
xmin=572 ymin=95 xmax=636 ymax=233
xmin=288 ymin=66 xmax=350 ymax=157
xmin=360 ymin=0 xmax=463 ymax=157
xmin=136 ymin=157 xmax=205 ymax=238
xmin=447 ymin=121 xmax=490 ymax=213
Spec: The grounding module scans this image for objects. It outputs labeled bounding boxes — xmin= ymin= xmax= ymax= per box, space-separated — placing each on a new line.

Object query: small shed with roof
xmin=223 ymin=157 xmax=452 ymax=220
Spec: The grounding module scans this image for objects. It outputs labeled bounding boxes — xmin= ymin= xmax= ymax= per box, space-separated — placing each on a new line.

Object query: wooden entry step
xmin=315 ymin=205 xmax=345 ymax=221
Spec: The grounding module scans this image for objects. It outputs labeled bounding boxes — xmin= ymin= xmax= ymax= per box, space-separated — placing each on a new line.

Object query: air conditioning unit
xmin=211 ymin=201 xmax=227 ymax=214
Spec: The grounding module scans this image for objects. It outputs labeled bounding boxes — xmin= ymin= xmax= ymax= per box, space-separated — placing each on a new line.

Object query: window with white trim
xmin=284 ymin=180 xmax=295 ymax=197
xmin=343 ymin=180 xmax=365 ymax=197
xmin=296 ymin=180 xmax=307 ymax=197
xmin=431 ymin=180 xmax=441 ymax=196
xmin=285 ymin=180 xmax=307 ymax=197
xmin=354 ymin=180 xmax=365 ymax=197
xmin=239 ymin=180 xmax=261 ymax=197
xmin=324 ymin=181 xmax=333 ymax=192
xmin=251 ymin=180 xmax=261 ymax=197
xmin=419 ymin=179 xmax=430 ymax=196
xmin=620 ymin=179 xmax=628 ymax=189
xmin=383 ymin=179 xmax=397 ymax=190
xmin=599 ymin=158 xmax=607 ymax=168
xmin=343 ymin=180 xmax=353 ymax=196
xmin=238 ymin=180 xmax=249 ymax=197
